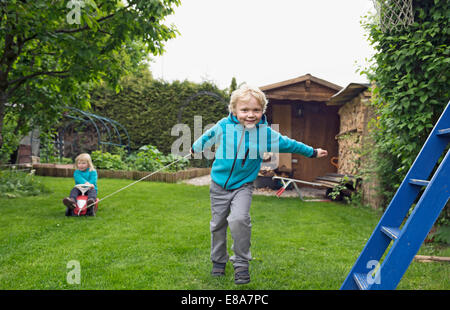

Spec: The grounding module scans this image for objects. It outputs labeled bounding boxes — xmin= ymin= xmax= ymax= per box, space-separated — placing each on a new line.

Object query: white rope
xmin=83 ymin=153 xmax=192 ymax=211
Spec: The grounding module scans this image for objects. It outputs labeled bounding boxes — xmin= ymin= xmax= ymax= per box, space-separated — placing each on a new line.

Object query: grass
xmin=0 ymin=176 xmax=448 ymax=290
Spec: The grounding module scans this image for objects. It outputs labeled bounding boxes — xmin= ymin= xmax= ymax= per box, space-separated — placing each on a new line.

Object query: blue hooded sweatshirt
xmin=192 ymin=113 xmax=315 ymax=190
xmin=74 ymin=169 xmax=98 ymax=192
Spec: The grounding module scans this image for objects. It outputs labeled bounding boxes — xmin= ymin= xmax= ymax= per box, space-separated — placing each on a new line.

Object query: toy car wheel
xmin=65 ymin=206 xmax=72 ymax=216
xmin=87 ymin=206 xmax=95 ymax=216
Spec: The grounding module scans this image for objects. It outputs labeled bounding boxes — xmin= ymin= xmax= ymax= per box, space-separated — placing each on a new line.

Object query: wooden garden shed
xmin=260 ymin=74 xmax=342 ymax=182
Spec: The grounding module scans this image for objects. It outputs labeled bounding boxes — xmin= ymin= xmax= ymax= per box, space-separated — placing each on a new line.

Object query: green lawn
xmin=0 ymin=176 xmax=448 ymax=290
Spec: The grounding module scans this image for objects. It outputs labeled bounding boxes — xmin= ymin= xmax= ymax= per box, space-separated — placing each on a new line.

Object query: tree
xmin=229 ymin=77 xmax=237 ymax=96
xmin=0 ymin=0 xmax=180 ymax=152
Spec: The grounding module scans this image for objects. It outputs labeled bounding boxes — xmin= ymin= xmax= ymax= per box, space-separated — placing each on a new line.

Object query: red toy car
xmin=65 ymin=185 xmax=99 ymax=216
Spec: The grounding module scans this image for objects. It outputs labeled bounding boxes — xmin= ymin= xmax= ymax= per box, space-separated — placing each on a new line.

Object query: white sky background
xmin=150 ymin=0 xmax=377 ymax=90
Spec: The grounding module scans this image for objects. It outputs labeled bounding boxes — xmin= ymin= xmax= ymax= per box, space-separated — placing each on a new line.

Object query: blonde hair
xmin=229 ymin=84 xmax=268 ymax=114
xmin=74 ymin=153 xmax=95 ymax=171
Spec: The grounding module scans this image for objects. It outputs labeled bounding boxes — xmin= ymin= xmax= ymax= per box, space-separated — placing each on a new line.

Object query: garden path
xmin=183 ymin=174 xmax=327 ymax=199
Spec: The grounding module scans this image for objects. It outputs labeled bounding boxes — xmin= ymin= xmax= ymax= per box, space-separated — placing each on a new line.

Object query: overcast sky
xmin=150 ymin=0 xmax=376 ymax=90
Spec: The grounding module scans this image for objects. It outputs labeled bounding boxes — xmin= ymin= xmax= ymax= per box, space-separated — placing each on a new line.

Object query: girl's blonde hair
xmin=229 ymin=84 xmax=268 ymax=114
xmin=74 ymin=153 xmax=95 ymax=171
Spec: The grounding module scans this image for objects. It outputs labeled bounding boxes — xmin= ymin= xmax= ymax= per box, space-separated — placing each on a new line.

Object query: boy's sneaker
xmin=63 ymin=197 xmax=76 ymax=210
xmin=234 ymin=266 xmax=250 ymax=285
xmin=211 ymin=262 xmax=226 ymax=277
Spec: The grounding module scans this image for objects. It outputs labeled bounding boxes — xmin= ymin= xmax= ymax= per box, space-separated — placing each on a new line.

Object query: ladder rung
xmin=353 ymin=273 xmax=369 ymax=290
xmin=409 ymin=179 xmax=430 ymax=186
xmin=381 ymin=226 xmax=401 ymax=240
xmin=437 ymin=128 xmax=450 ymax=136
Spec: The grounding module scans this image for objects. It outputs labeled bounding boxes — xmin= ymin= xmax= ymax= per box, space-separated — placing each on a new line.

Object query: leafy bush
xmin=362 ymin=0 xmax=449 ymax=235
xmin=0 ymin=168 xmax=50 ymax=198
xmin=91 ymin=145 xmax=189 ymax=172
xmin=433 ymin=225 xmax=450 ymax=245
xmin=39 ymin=155 xmax=73 ymax=165
xmin=91 ymin=150 xmax=128 ymax=170
xmin=132 ymin=145 xmax=190 ymax=172
xmin=158 ymin=153 xmax=190 ymax=172
xmin=134 ymin=145 xmax=164 ymax=172
xmin=363 ymin=0 xmax=449 ymax=206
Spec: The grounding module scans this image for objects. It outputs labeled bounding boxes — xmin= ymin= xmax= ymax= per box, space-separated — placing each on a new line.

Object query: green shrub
xmin=362 ymin=0 xmax=449 ymax=237
xmin=363 ymin=0 xmax=449 ymax=206
xmin=39 ymin=156 xmax=73 ymax=165
xmin=133 ymin=145 xmax=164 ymax=172
xmin=91 ymin=150 xmax=128 ymax=170
xmin=91 ymin=145 xmax=190 ymax=172
xmin=132 ymin=145 xmax=190 ymax=172
xmin=434 ymin=225 xmax=450 ymax=245
xmin=158 ymin=153 xmax=190 ymax=172
xmin=0 ymin=168 xmax=51 ymax=198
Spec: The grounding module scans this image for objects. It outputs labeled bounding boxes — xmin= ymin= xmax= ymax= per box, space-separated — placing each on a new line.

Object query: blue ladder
xmin=341 ymin=101 xmax=450 ymax=290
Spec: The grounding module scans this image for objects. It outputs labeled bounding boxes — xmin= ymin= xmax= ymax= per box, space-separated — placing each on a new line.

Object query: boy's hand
xmin=316 ymin=148 xmax=328 ymax=158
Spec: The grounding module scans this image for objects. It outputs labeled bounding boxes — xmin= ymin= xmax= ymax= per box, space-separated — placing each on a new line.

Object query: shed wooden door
xmin=291 ymin=101 xmax=339 ymax=182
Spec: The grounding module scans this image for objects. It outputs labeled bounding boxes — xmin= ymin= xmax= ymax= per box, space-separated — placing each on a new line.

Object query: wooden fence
xmin=32 ymin=164 xmax=210 ymax=183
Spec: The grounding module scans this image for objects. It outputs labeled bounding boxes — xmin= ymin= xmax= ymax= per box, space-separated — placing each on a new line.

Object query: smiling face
xmin=233 ymin=95 xmax=263 ymax=128
xmin=77 ymin=160 xmax=89 ymax=171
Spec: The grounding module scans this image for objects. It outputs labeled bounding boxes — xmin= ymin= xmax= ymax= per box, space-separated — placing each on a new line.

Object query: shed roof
xmin=260 ymin=74 xmax=342 ymax=102
xmin=327 ymin=82 xmax=371 ymax=106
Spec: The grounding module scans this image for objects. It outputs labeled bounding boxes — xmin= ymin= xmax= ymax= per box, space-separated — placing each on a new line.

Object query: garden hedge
xmin=365 ymin=0 xmax=449 ymax=205
xmin=364 ymin=0 xmax=449 ymax=236
xmin=91 ymin=73 xmax=229 ymax=154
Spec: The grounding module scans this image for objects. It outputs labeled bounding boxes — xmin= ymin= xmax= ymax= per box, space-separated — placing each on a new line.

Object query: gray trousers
xmin=69 ymin=187 xmax=97 ymax=201
xmin=209 ymin=180 xmax=254 ymax=268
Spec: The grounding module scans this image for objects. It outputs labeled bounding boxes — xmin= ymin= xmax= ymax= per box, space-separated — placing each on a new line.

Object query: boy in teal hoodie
xmin=191 ymin=84 xmax=327 ymax=284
